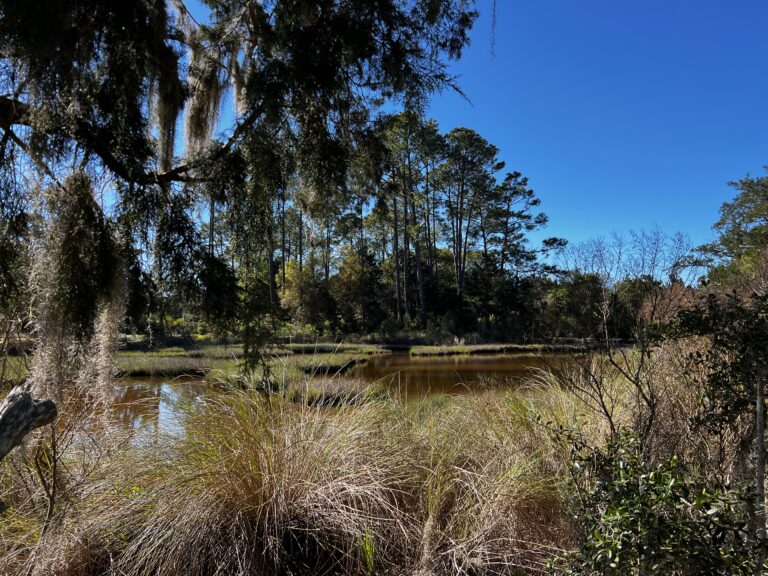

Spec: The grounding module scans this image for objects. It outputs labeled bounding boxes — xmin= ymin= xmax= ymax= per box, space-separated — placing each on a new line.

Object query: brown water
xmin=350 ymin=352 xmax=565 ymax=397
xmin=114 ymin=352 xmax=567 ymax=431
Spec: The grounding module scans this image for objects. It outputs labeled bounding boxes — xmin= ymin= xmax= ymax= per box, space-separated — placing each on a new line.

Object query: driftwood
xmin=0 ymin=385 xmax=57 ymax=463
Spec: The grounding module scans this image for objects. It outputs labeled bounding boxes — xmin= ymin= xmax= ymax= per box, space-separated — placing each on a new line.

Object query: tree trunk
xmin=0 ymin=385 xmax=57 ymax=463
xmin=358 ymin=197 xmax=367 ymax=331
xmin=298 ymin=210 xmax=304 ymax=272
xmin=324 ymin=220 xmax=331 ymax=283
xmin=402 ymin=190 xmax=411 ymax=322
xmin=423 ymin=161 xmax=435 ymax=271
xmin=267 ymin=245 xmax=276 ymax=307
xmin=407 ymin=149 xmax=427 ymax=327
xmin=280 ymin=187 xmax=286 ymax=291
xmin=410 ymin=192 xmax=428 ymax=327
xmin=208 ymin=191 xmax=215 ymax=257
xmin=757 ymin=370 xmax=766 ymax=574
xmin=393 ymin=196 xmax=402 ymax=324
xmin=267 ymin=218 xmax=276 ymax=307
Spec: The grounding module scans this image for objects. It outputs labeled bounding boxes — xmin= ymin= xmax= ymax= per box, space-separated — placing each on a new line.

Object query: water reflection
xmin=109 ymin=353 xmax=569 ymax=432
xmin=351 ymin=352 xmax=567 ymax=397
xmin=108 ymin=378 xmax=208 ymax=440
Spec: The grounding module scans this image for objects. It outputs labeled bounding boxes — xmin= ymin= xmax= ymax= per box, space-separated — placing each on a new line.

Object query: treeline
xmin=225 ymin=113 xmax=569 ymax=341
xmin=0 ymin=0 xmax=713 ymax=354
xmin=137 ymin=113 xmax=694 ymax=345
xmin=0 ymin=112 xmax=703 ymax=347
xmin=0 ymin=0 xmax=763 ymax=361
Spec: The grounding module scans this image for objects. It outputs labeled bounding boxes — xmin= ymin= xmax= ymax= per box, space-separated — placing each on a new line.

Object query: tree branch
xmin=0 ymin=385 xmax=57 ymax=463
xmin=0 ymin=95 xmax=262 ymax=186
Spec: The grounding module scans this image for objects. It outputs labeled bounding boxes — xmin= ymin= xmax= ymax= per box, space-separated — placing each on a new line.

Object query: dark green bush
xmin=555 ymin=431 xmax=757 ymax=575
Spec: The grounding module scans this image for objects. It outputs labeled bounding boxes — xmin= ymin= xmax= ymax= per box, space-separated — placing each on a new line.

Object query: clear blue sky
xmin=427 ymin=0 xmax=768 ymax=247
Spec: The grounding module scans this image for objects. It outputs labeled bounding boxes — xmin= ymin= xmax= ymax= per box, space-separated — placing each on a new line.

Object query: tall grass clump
xmin=12 ymin=386 xmax=581 ymax=575
xmin=31 ymin=395 xmax=419 ymax=575
xmin=0 ymin=394 xmax=136 ymax=575
xmin=406 ymin=392 xmax=571 ymax=575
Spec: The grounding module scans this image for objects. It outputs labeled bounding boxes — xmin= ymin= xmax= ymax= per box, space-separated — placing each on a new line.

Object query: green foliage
xmin=280 ymin=261 xmax=337 ymax=330
xmin=557 ymin=431 xmax=756 ymax=575
xmin=544 ymin=272 xmax=605 ymax=339
xmin=699 ymin=169 xmax=768 ymax=260
xmin=678 ymin=291 xmax=768 ymax=431
xmin=197 ymin=253 xmax=239 ymax=336
xmin=697 ymin=169 xmax=768 ymax=284
xmin=0 ymin=0 xmax=177 ymax=179
xmin=0 ymin=0 xmax=480 ymax=351
xmin=0 ymin=170 xmax=28 ymax=311
xmin=333 ymin=245 xmax=386 ymax=333
xmin=609 ymin=275 xmax=663 ymax=339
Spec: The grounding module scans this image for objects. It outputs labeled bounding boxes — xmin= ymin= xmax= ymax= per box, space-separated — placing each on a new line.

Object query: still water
xmin=112 ymin=352 xmax=567 ymax=433
xmin=350 ymin=352 xmax=565 ymax=396
xmin=107 ymin=378 xmax=209 ymax=438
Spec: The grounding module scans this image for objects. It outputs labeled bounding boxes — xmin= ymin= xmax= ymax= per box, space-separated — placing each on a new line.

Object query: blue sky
xmin=427 ymin=0 xmax=768 ymax=247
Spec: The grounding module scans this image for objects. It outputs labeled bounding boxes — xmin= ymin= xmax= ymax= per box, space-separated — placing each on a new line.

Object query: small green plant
xmin=359 ymin=527 xmax=377 ymax=576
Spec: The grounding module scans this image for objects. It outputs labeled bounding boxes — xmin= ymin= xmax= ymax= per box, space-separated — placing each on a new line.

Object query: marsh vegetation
xmin=1 ymin=0 xmax=768 ymax=574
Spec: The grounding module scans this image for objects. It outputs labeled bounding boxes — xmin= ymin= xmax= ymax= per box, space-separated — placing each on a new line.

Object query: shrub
xmin=555 ymin=431 xmax=756 ymax=575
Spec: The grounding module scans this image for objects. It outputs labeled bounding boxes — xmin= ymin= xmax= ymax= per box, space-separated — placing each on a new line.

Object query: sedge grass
xmin=2 ymin=341 xmax=725 ymax=575
xmin=4 ymin=386 xmax=577 ymax=575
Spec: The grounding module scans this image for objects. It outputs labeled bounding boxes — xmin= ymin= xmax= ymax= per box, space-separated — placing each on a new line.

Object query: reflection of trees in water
xmin=353 ymin=353 xmax=572 ymax=396
xmin=111 ymin=382 xmax=162 ymax=434
xmin=103 ymin=380 xmax=209 ymax=440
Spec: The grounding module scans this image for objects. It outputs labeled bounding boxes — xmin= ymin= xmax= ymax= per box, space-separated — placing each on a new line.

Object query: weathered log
xmin=0 ymin=385 xmax=57 ymax=463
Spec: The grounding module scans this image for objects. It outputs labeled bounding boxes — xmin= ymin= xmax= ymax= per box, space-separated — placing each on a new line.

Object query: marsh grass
xmin=284 ymin=377 xmax=391 ymax=406
xmin=0 ymin=354 xmax=29 ymax=387
xmin=2 ymin=340 xmax=724 ymax=575
xmin=116 ymin=345 xmax=243 ymax=377
xmin=117 ymin=343 xmax=388 ymax=382
xmin=116 ymin=354 xmax=238 ymax=377
xmin=410 ymin=344 xmax=593 ymax=357
xmin=1 ymin=383 xmax=579 ymax=575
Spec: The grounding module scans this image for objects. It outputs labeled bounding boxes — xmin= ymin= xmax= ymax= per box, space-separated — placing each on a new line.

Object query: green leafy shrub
xmin=555 ymin=431 xmax=756 ymax=575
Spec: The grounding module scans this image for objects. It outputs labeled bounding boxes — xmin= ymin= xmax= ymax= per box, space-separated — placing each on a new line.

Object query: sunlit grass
xmin=116 ymin=354 xmax=238 ymax=377
xmin=0 ymin=354 xmax=29 ymax=386
xmin=410 ymin=343 xmax=589 ymax=356
xmin=12 ymin=387 xmax=573 ymax=575
xmin=116 ymin=343 xmax=388 ymax=380
xmin=2 ymin=343 xmax=710 ymax=574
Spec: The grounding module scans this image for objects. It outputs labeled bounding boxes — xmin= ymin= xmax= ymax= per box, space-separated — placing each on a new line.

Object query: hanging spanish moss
xmin=154 ymin=56 xmax=186 ymax=172
xmin=150 ymin=0 xmax=186 ymax=172
xmin=184 ymin=36 xmax=226 ymax=156
xmin=229 ymin=51 xmax=247 ymax=117
xmin=27 ymin=231 xmax=75 ymax=400
xmin=27 ymin=173 xmax=119 ymax=401
xmin=76 ymin=256 xmax=127 ymax=406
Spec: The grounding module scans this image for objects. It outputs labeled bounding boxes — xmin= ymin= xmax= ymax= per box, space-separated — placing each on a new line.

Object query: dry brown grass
xmin=0 ymin=385 xmax=579 ymax=575
xmin=2 ymin=335 xmax=735 ymax=575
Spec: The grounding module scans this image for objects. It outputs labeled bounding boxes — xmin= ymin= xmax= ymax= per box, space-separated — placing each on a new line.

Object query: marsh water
xmin=107 ymin=378 xmax=209 ymax=438
xmin=112 ymin=352 xmax=568 ymax=434
xmin=350 ymin=352 xmax=565 ymax=396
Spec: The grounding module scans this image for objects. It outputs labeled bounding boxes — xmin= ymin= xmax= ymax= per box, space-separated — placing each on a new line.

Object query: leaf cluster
xmin=557 ymin=430 xmax=756 ymax=575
